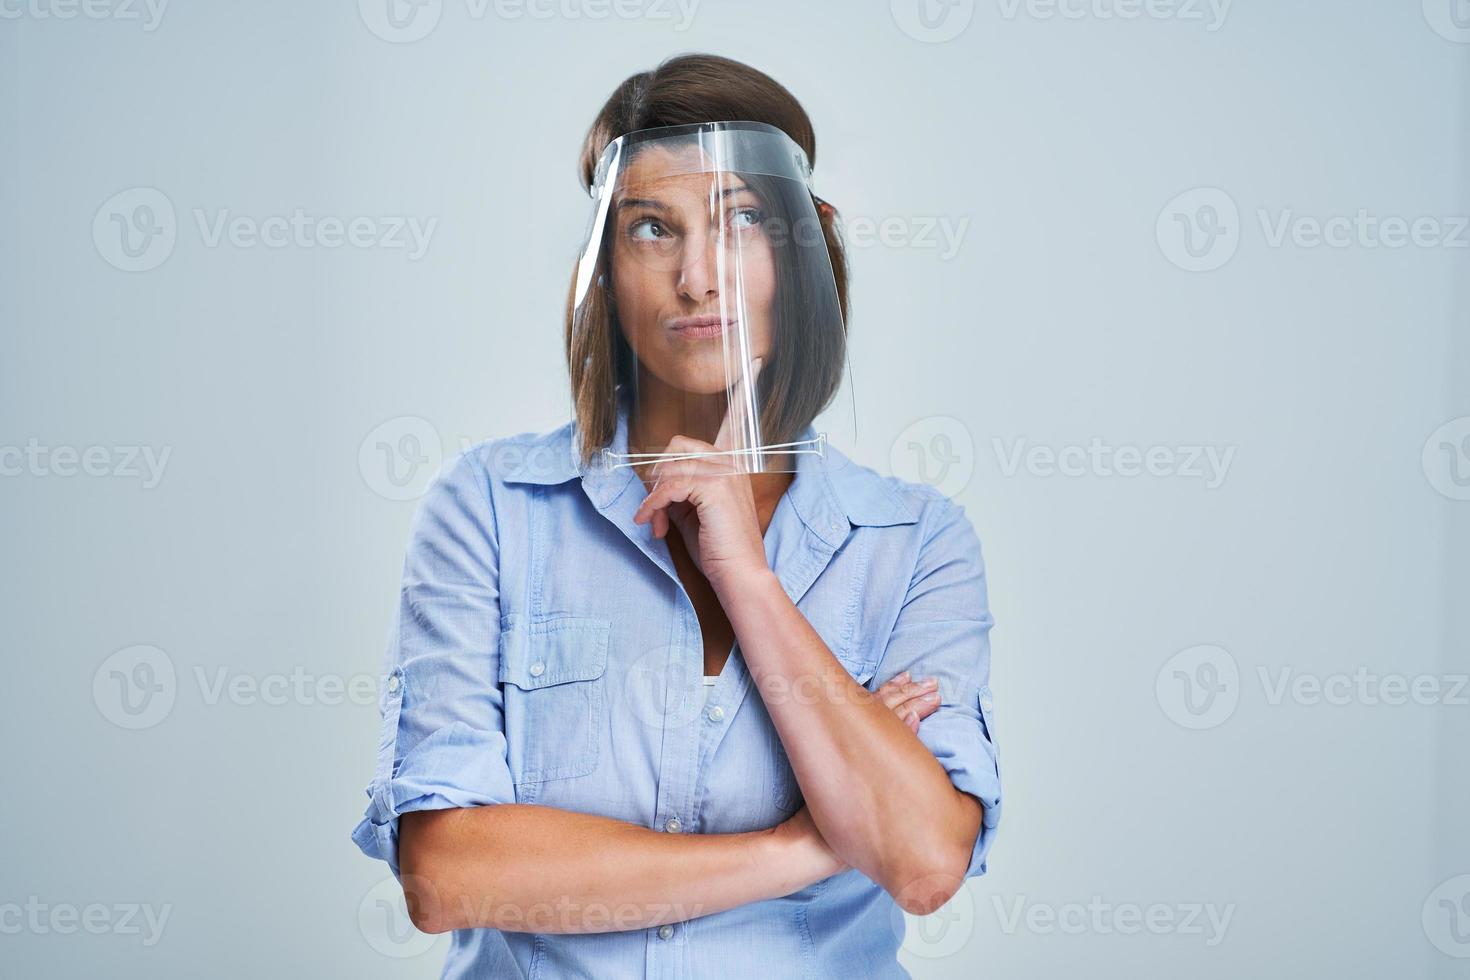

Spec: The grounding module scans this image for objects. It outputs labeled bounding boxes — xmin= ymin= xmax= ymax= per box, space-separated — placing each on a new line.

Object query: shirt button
xmin=529 ymin=662 xmax=545 ymax=677
xmin=707 ymin=705 xmax=724 ymax=722
xmin=386 ymin=675 xmax=401 ymax=694
xmin=657 ymin=924 xmax=674 ymax=940
xmin=664 ymin=817 xmax=681 ymax=833
xmin=979 ymin=687 xmax=994 ymax=713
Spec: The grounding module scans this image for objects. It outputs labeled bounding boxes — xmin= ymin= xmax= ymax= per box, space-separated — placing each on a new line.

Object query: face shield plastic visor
xmin=571 ymin=121 xmax=854 ymax=474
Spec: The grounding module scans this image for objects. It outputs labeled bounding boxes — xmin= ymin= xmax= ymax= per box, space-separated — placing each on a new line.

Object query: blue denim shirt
xmin=351 ymin=407 xmax=1002 ymax=979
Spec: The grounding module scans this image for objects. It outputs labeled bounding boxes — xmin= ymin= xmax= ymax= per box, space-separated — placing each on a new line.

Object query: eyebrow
xmin=615 ymin=197 xmax=668 ymax=213
xmin=614 ymin=183 xmax=754 ymax=212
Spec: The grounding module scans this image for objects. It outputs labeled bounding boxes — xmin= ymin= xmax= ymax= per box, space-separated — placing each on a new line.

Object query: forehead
xmin=615 ymin=144 xmax=749 ymax=200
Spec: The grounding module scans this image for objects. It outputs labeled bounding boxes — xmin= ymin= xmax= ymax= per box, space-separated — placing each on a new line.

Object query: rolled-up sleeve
xmin=351 ymin=448 xmax=516 ymax=879
xmin=879 ymin=495 xmax=1002 ymax=880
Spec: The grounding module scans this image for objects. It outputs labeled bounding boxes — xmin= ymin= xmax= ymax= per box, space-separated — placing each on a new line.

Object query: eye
xmin=629 ymin=217 xmax=672 ymax=242
xmin=729 ymin=206 xmax=765 ymax=230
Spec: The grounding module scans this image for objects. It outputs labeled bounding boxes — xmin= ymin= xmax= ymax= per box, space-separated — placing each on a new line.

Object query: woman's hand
xmin=873 ymin=671 xmax=943 ymax=734
xmin=632 ymin=358 xmax=773 ymax=590
xmin=631 ymin=436 xmax=769 ymax=588
xmin=771 ymin=805 xmax=848 ymax=882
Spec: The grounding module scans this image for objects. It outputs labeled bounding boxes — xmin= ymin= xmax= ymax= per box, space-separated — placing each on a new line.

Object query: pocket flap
xmin=499 ymin=615 xmax=610 ymax=690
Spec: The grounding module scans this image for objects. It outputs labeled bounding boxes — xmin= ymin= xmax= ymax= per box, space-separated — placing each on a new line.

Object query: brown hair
xmin=566 ymin=53 xmax=850 ymax=465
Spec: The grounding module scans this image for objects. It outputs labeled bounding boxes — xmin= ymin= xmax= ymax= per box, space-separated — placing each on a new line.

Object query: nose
xmin=676 ymin=225 xmax=721 ymax=302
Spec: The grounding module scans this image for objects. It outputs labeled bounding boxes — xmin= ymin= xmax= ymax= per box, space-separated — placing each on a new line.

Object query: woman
xmin=352 ymin=53 xmax=1001 ymax=979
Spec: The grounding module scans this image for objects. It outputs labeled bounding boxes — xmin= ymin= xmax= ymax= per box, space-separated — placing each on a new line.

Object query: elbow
xmin=404 ymin=886 xmax=450 ymax=935
xmin=892 ymin=868 xmax=964 ymax=916
xmin=398 ymin=812 xmax=467 ymax=934
xmin=882 ymin=798 xmax=981 ymax=915
xmin=399 ymin=864 xmax=459 ymax=935
xmin=888 ymin=843 xmax=971 ymax=916
xmin=892 ymin=791 xmax=985 ymax=914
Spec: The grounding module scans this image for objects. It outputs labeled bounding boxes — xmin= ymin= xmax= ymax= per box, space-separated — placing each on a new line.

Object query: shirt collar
xmin=499 ymin=404 xmax=921 ymax=542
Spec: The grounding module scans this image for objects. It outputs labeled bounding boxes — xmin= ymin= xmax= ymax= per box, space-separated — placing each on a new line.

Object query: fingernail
xmin=923 ymin=691 xmax=940 ymax=702
xmin=895 ymin=671 xmax=911 ymax=682
xmin=921 ymin=677 xmax=938 ymax=689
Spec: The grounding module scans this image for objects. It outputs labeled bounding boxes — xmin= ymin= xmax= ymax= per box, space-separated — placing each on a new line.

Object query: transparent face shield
xmin=571 ymin=121 xmax=854 ymax=474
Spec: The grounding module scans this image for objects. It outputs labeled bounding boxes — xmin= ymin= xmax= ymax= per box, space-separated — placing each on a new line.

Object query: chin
xmin=646 ymin=351 xmax=733 ymax=396
xmin=664 ymin=368 xmax=730 ymax=397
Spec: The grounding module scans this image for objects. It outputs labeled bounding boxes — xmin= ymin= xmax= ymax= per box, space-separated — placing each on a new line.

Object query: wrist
xmin=708 ymin=564 xmax=782 ymax=604
xmin=760 ymin=815 xmax=847 ymax=892
xmin=753 ymin=823 xmax=821 ymax=896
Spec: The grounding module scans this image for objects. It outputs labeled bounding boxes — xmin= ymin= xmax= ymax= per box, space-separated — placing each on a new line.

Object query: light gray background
xmin=2 ymin=1 xmax=1467 ymax=977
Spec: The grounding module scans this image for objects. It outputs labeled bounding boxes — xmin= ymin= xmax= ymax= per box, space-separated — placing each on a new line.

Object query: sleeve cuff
xmin=954 ymin=683 xmax=1001 ymax=878
xmin=917 ymin=683 xmax=1002 ymax=880
xmin=351 ymin=720 xmax=517 ymax=878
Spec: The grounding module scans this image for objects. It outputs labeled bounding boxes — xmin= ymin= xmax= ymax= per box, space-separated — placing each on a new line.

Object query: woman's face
xmin=609 ymin=145 xmax=777 ymax=397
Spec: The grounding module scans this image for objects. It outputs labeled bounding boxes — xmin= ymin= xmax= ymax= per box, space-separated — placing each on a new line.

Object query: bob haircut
xmin=566 ymin=53 xmax=850 ymax=467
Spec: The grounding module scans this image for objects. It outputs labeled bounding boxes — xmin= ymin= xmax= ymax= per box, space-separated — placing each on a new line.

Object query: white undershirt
xmin=702 ymin=675 xmax=718 ymax=709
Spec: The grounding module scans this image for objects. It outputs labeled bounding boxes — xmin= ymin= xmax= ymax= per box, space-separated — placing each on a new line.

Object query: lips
xmin=667 ymin=314 xmax=734 ymax=339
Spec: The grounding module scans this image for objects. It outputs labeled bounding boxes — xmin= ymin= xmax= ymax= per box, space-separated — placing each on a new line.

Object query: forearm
xmin=718 ymin=570 xmax=977 ymax=909
xmin=398 ymin=804 xmax=831 ymax=934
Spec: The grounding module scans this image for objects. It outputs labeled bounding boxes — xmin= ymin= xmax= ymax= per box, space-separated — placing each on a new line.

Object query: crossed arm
xmin=389 ymin=447 xmax=994 ymax=934
xmin=398 ymin=667 xmax=956 ymax=933
xmin=721 ymin=568 xmax=985 ymax=915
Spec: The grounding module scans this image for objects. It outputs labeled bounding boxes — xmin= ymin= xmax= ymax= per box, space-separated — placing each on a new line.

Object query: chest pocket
xmin=498 ymin=614 xmax=610 ymax=786
xmin=769 ymin=653 xmax=878 ymax=813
